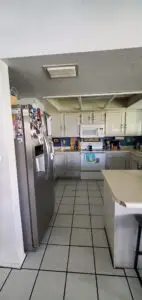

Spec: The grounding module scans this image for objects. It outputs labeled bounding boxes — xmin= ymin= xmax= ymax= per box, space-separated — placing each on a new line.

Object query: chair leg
xmin=134 ymin=225 xmax=142 ymax=286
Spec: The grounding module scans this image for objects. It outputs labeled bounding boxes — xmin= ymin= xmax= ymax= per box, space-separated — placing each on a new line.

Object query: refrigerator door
xmin=34 ymin=135 xmax=55 ymax=244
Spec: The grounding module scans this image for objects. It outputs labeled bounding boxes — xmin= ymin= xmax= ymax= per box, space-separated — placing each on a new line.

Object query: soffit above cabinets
xmin=44 ymin=93 xmax=142 ymax=113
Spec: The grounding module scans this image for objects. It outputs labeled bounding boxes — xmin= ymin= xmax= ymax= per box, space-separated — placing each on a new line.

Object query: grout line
xmin=0 ymin=269 xmax=12 ymax=292
xmin=29 ymin=184 xmax=66 ymax=300
xmin=63 ymin=182 xmax=77 ymax=300
xmin=124 ymin=269 xmax=135 ymax=300
xmin=20 ymin=253 xmax=28 ymax=269
xmin=87 ymin=182 xmax=100 ymax=300
xmin=51 ymin=225 xmax=106 ymax=230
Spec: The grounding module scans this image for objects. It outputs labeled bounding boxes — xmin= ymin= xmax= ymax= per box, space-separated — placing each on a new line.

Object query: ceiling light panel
xmin=44 ymin=65 xmax=77 ymax=79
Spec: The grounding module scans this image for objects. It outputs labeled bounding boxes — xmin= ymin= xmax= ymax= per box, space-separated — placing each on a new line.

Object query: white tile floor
xmin=0 ymin=179 xmax=142 ymax=299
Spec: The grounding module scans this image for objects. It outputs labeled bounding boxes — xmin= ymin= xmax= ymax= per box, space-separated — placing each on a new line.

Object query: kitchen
xmin=1 ymin=53 xmax=142 ymax=298
xmin=51 ymin=96 xmax=142 ymax=181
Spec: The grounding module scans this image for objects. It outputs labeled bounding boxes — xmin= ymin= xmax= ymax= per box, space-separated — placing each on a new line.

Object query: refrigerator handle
xmin=51 ymin=141 xmax=54 ymax=160
xmin=43 ymin=135 xmax=50 ymax=177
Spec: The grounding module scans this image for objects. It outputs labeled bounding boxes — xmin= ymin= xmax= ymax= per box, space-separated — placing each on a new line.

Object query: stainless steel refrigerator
xmin=12 ymin=105 xmax=55 ymax=251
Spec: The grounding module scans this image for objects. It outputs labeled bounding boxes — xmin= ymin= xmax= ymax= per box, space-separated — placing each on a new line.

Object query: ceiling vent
xmin=44 ymin=64 xmax=78 ymax=79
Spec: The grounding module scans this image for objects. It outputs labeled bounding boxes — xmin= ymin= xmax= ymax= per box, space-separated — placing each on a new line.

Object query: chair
xmin=134 ymin=214 xmax=142 ymax=285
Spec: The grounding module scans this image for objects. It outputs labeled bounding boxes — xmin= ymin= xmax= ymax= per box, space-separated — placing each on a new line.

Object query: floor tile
xmin=74 ymin=205 xmax=89 ymax=215
xmin=22 ymin=245 xmax=46 ymax=270
xmin=97 ymin=180 xmax=104 ymax=186
xmin=75 ymin=197 xmax=89 ymax=205
xmin=0 ymin=269 xmax=37 ymax=300
xmin=95 ymin=248 xmax=124 ymax=276
xmin=89 ymin=197 xmax=103 ymax=205
xmin=58 ymin=204 xmax=73 ymax=215
xmin=68 ymin=246 xmax=94 ymax=273
xmin=91 ymin=216 xmax=104 ymax=228
xmin=41 ymin=227 xmax=52 ymax=244
xmin=49 ymin=227 xmax=71 ymax=245
xmin=127 ymin=277 xmax=142 ymax=300
xmin=64 ymin=191 xmax=75 ymax=197
xmin=31 ymin=271 xmax=65 ymax=300
xmin=55 ymin=197 xmax=62 ymax=203
xmin=89 ymin=190 xmax=101 ymax=197
xmin=55 ymin=186 xmax=64 ymax=192
xmin=90 ymin=205 xmax=104 ymax=215
xmin=92 ymin=229 xmax=108 ymax=247
xmin=49 ymin=214 xmax=56 ymax=226
xmin=125 ymin=269 xmax=137 ymax=277
xmin=71 ymin=228 xmax=92 ymax=246
xmin=54 ymin=203 xmax=59 ymax=213
xmin=55 ymin=191 xmax=63 ymax=197
xmin=41 ymin=245 xmax=69 ymax=271
xmin=76 ymin=187 xmax=88 ymax=191
xmin=54 ymin=215 xmax=72 ymax=227
xmin=65 ymin=273 xmax=98 ymax=300
xmin=65 ymin=186 xmax=76 ymax=191
xmin=97 ymin=275 xmax=132 ymax=300
xmin=88 ymin=185 xmax=99 ymax=190
xmin=73 ymin=215 xmax=91 ymax=228
xmin=76 ymin=191 xmax=88 ymax=197
xmin=0 ymin=268 xmax=11 ymax=290
xmin=61 ymin=197 xmax=74 ymax=205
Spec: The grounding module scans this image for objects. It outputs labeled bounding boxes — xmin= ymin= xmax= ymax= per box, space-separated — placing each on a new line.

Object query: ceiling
xmin=45 ymin=94 xmax=142 ymax=113
xmin=4 ymin=47 xmax=142 ymax=113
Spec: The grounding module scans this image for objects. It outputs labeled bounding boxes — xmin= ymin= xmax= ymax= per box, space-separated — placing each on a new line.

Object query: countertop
xmin=102 ymin=170 xmax=142 ymax=208
xmin=54 ymin=149 xmax=142 ymax=157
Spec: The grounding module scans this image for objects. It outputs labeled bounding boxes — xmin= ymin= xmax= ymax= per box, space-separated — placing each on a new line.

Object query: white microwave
xmin=80 ymin=124 xmax=104 ymax=138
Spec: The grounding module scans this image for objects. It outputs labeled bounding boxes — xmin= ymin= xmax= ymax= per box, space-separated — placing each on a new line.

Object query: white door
xmin=51 ymin=113 xmax=64 ymax=137
xmin=64 ymin=113 xmax=80 ymax=137
xmin=125 ymin=111 xmax=142 ymax=136
xmin=106 ymin=111 xmax=125 ymax=136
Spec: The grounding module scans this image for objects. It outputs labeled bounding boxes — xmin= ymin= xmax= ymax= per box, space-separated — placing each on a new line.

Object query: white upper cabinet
xmin=81 ymin=112 xmax=92 ymax=124
xmin=81 ymin=112 xmax=105 ymax=125
xmin=64 ymin=113 xmax=80 ymax=137
xmin=51 ymin=113 xmax=64 ymax=137
xmin=125 ymin=111 xmax=142 ymax=136
xmin=106 ymin=111 xmax=125 ymax=136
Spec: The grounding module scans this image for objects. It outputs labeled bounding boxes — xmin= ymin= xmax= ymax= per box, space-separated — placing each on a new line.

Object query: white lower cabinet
xmin=54 ymin=152 xmax=80 ymax=178
xmin=106 ymin=152 xmax=130 ymax=170
xmin=130 ymin=154 xmax=142 ymax=169
xmin=65 ymin=152 xmax=80 ymax=177
xmin=54 ymin=152 xmax=65 ymax=178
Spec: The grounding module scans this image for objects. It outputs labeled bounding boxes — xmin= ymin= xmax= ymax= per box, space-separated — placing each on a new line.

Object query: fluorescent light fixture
xmin=44 ymin=65 xmax=78 ymax=78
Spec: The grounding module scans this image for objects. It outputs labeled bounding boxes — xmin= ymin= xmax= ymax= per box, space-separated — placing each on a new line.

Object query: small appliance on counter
xmin=103 ymin=138 xmax=120 ymax=151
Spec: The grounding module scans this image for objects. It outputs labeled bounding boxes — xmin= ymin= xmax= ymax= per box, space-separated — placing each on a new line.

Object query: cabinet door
xmin=51 ymin=113 xmax=64 ymax=137
xmin=125 ymin=111 xmax=142 ymax=136
xmin=106 ymin=112 xmax=125 ymax=136
xmin=54 ymin=153 xmax=65 ymax=178
xmin=107 ymin=156 xmax=126 ymax=169
xmin=131 ymin=158 xmax=138 ymax=169
xmin=64 ymin=113 xmax=80 ymax=137
xmin=81 ymin=112 xmax=92 ymax=124
xmin=81 ymin=112 xmax=105 ymax=125
xmin=66 ymin=152 xmax=80 ymax=170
